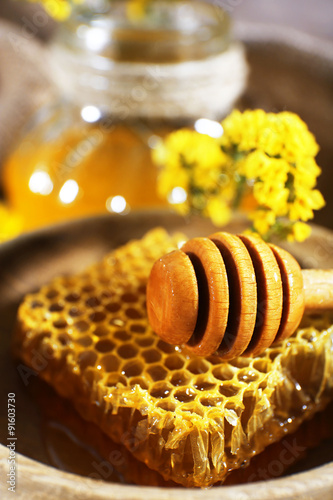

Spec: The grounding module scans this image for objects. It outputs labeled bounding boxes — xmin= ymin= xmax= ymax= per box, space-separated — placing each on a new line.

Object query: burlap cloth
xmin=0 ymin=20 xmax=55 ymax=166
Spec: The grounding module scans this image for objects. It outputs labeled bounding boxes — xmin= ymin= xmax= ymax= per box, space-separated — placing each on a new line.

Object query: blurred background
xmin=0 ymin=0 xmax=332 ymax=241
xmin=1 ymin=0 xmax=332 ymax=41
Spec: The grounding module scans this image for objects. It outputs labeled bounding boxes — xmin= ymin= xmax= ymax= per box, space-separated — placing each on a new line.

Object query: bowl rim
xmin=235 ymin=20 xmax=333 ymax=63
xmin=1 ymin=445 xmax=333 ymax=499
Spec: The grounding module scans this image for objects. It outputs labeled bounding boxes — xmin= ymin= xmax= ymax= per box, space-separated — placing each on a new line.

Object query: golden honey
xmin=3 ymin=122 xmax=168 ymax=231
xmin=14 ymin=229 xmax=333 ymax=487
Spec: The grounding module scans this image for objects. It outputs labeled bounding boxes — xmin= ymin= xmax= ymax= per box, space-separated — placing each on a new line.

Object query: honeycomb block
xmin=14 ymin=228 xmax=333 ymax=487
xmin=35 ymin=378 xmax=333 ymax=487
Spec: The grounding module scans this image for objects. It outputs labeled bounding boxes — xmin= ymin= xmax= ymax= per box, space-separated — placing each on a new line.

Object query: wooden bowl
xmin=1 ymin=211 xmax=333 ymax=499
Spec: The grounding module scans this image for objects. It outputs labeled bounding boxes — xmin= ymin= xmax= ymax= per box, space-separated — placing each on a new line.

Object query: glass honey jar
xmin=2 ymin=0 xmax=247 ymax=231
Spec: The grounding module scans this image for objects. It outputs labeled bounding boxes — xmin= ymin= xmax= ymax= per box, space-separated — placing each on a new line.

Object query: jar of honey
xmin=2 ymin=0 xmax=247 ymax=231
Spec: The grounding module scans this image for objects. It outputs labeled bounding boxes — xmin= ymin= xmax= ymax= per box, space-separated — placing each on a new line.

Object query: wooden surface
xmin=269 ymin=244 xmax=304 ymax=342
xmin=1 ymin=448 xmax=333 ymax=500
xmin=0 ymin=211 xmax=333 ymax=499
xmin=303 ymin=269 xmax=333 ymax=310
xmin=1 ymin=446 xmax=333 ymax=500
xmin=238 ymin=234 xmax=283 ymax=357
xmin=234 ymin=0 xmax=333 ymax=42
xmin=181 ymin=237 xmax=229 ymax=356
xmin=210 ymin=232 xmax=257 ymax=359
xmin=147 ymin=250 xmax=199 ymax=345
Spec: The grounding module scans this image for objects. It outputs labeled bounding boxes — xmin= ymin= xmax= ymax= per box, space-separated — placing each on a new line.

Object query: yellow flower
xmin=278 ymin=112 xmax=319 ymax=162
xmin=241 ymin=151 xmax=289 ymax=184
xmin=288 ymin=222 xmax=312 ymax=242
xmin=289 ymin=188 xmax=325 ymax=221
xmin=157 ymin=167 xmax=189 ymax=199
xmin=250 ymin=209 xmax=276 ymax=237
xmin=154 ymin=128 xmax=227 ymax=198
xmin=173 ymin=130 xmax=226 ymax=171
xmin=257 ymin=117 xmax=285 ymax=157
xmin=127 ymin=0 xmax=149 ymax=20
xmin=221 ymin=110 xmax=320 ymax=163
xmin=153 ymin=109 xmax=324 ymax=242
xmin=28 ymin=0 xmax=157 ymax=21
xmin=27 ymin=0 xmax=77 ymax=21
xmin=153 ymin=129 xmax=221 ymax=170
xmin=243 ymin=152 xmax=290 ymax=216
xmin=0 ymin=203 xmax=22 ymax=243
xmin=291 ymin=158 xmax=321 ymax=190
xmin=204 ymin=197 xmax=231 ymax=227
xmin=221 ymin=109 xmax=268 ymax=151
xmin=253 ymin=181 xmax=289 ymax=216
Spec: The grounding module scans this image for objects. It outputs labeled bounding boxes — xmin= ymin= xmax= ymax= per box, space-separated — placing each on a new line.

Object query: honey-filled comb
xmin=14 ymin=228 xmax=333 ymax=487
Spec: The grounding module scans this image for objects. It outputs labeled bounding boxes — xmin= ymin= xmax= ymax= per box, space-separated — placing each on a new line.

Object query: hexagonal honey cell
xmin=14 ymin=228 xmax=333 ymax=487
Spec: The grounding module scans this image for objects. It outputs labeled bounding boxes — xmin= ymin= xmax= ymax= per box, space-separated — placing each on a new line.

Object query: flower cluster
xmin=153 ymin=110 xmax=325 ymax=242
xmin=26 ymin=0 xmax=81 ymax=21
xmin=154 ymin=130 xmax=235 ymax=227
xmin=26 ymin=0 xmax=150 ymax=21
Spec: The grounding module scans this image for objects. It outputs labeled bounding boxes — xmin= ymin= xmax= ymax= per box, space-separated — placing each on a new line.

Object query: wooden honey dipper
xmin=147 ymin=232 xmax=333 ymax=359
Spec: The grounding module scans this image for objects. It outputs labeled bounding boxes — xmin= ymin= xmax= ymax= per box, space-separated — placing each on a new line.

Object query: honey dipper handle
xmin=302 ymin=269 xmax=333 ymax=311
